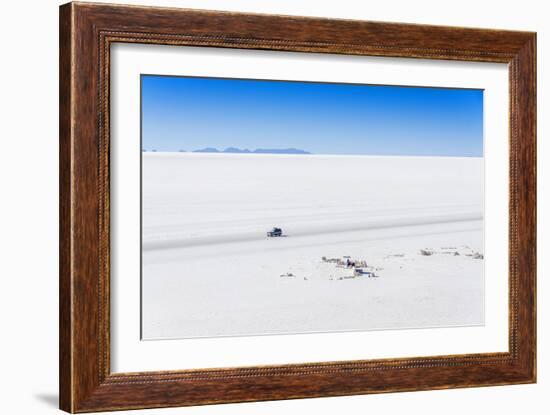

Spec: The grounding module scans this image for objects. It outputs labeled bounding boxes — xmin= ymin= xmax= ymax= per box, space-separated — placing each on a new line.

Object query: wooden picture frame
xmin=59 ymin=2 xmax=536 ymax=412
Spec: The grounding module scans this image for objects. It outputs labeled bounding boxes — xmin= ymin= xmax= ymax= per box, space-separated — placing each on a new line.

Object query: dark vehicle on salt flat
xmin=267 ymin=227 xmax=283 ymax=237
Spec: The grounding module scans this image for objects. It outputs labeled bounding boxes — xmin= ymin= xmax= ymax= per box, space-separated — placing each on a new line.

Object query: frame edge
xmin=59 ymin=2 xmax=74 ymax=413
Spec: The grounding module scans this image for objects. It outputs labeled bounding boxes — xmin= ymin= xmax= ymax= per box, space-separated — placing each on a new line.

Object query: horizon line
xmin=141 ymin=150 xmax=483 ymax=158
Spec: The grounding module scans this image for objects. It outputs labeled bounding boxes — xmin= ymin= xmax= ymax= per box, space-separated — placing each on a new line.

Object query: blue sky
xmin=141 ymin=75 xmax=483 ymax=157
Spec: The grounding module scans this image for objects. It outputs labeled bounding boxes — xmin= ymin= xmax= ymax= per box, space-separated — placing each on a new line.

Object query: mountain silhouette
xmin=192 ymin=147 xmax=310 ymax=154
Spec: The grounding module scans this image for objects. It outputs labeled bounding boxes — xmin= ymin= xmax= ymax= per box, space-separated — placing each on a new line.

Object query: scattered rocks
xmin=419 ymin=245 xmax=483 ymax=259
xmin=279 ymin=272 xmax=295 ymax=278
xmin=321 ymin=255 xmax=378 ymax=279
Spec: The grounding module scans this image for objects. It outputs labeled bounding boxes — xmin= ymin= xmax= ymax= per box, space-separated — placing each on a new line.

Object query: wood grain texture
xmin=59 ymin=2 xmax=536 ymax=412
xmin=59 ymin=3 xmax=73 ymax=411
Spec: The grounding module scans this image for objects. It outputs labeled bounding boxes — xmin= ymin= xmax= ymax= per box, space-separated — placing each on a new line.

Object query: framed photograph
xmin=59 ymin=2 xmax=536 ymax=412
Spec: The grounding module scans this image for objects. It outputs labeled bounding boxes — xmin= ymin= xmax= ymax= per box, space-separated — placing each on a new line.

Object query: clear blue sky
xmin=141 ymin=75 xmax=483 ymax=157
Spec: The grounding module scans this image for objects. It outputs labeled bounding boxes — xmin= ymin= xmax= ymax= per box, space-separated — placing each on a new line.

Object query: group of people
xmin=345 ymin=258 xmax=356 ymax=268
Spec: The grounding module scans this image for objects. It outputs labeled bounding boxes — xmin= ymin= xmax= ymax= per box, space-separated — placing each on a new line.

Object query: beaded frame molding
xmin=59 ymin=2 xmax=536 ymax=412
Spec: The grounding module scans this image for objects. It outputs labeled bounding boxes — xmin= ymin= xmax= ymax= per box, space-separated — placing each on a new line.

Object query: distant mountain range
xmin=192 ymin=147 xmax=311 ymax=155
